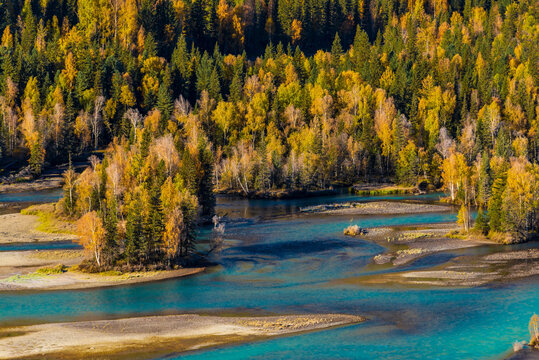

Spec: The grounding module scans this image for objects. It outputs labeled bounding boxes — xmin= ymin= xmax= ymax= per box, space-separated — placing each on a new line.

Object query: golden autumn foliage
xmin=77 ymin=211 xmax=106 ymax=267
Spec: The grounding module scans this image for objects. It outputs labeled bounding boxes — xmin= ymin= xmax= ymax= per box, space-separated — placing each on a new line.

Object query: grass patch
xmin=21 ymin=204 xmax=74 ymax=234
xmin=35 ymin=264 xmax=67 ymax=275
xmin=446 ymin=230 xmax=466 ymax=239
xmin=386 ymin=231 xmax=433 ymax=242
xmin=95 ymin=270 xmax=123 ymax=277
xmin=488 ymin=231 xmax=515 ymax=244
xmin=396 ymin=248 xmax=426 ymax=256
xmin=4 ymin=264 xmax=67 ymax=282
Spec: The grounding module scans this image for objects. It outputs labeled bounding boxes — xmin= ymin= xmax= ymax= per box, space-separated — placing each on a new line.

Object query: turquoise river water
xmin=0 ymin=190 xmax=538 ymax=359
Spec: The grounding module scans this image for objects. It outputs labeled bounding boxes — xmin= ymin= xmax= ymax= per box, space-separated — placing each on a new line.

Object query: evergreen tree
xmin=474 ymin=207 xmax=489 ymax=235
xmin=477 ymin=152 xmax=491 ymax=206
xmin=208 ymin=66 xmax=221 ymax=100
xmin=331 ymin=32 xmax=343 ymax=68
xmin=125 ymin=194 xmax=144 ymax=266
xmin=29 ymin=142 xmax=45 ymax=176
xmin=157 ymin=68 xmax=174 ymax=132
xmin=229 ymin=68 xmax=243 ymax=102
xmin=488 ymin=175 xmax=506 ymax=232
xmin=197 ymin=142 xmax=216 ymax=217
xmin=104 ymin=193 xmax=118 ymax=264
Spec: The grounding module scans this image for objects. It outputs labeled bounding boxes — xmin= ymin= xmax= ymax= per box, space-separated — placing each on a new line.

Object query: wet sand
xmin=0 ymin=313 xmax=364 ymax=359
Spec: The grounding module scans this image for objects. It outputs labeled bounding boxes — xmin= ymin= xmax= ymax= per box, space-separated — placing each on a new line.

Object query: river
xmin=0 ymin=190 xmax=537 ymax=359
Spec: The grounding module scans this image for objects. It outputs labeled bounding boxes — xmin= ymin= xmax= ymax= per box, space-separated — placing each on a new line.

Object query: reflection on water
xmin=0 ymin=190 xmax=537 ymax=359
xmin=216 ymin=190 xmax=444 ymax=219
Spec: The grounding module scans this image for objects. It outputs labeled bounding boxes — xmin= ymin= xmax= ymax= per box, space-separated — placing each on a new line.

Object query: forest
xmin=0 ymin=0 xmax=537 ymax=267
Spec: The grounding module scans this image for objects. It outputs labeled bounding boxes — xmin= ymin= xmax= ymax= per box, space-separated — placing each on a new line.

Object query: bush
xmin=344 ymin=225 xmax=366 ymax=236
xmin=35 ymin=264 xmax=67 ymax=275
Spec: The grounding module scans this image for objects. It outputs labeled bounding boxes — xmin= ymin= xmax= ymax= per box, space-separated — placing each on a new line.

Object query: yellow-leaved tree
xmin=162 ymin=208 xmax=184 ymax=266
xmin=77 ymin=211 xmax=106 ymax=267
xmin=501 ymin=158 xmax=539 ymax=240
xmin=441 ymin=149 xmax=466 ymax=202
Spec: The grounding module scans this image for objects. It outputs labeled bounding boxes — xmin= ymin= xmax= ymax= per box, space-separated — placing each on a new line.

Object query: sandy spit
xmin=0 ymin=267 xmax=205 ymax=291
xmin=0 ymin=313 xmax=365 ymax=359
xmin=301 ymin=201 xmax=452 ymax=216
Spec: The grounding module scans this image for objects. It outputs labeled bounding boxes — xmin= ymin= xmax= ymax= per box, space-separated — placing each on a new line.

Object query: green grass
xmin=35 ymin=264 xmax=67 ymax=275
xmin=21 ymin=205 xmax=73 ymax=234
xmin=95 ymin=270 xmax=123 ymax=277
xmin=445 ymin=229 xmax=468 ymax=239
xmin=4 ymin=264 xmax=67 ymax=283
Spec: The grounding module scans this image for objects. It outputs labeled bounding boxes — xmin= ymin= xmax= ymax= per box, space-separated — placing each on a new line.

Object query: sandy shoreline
xmin=0 ymin=212 xmax=76 ymax=244
xmin=301 ymin=200 xmax=452 ymax=215
xmin=0 ymin=313 xmax=364 ymax=359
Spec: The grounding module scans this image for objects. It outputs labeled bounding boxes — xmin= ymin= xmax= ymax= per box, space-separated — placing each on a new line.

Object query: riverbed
xmin=0 ymin=190 xmax=537 ymax=359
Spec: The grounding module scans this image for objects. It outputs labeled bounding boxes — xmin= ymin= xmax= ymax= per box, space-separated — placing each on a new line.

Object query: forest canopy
xmin=0 ymin=0 xmax=537 ymax=267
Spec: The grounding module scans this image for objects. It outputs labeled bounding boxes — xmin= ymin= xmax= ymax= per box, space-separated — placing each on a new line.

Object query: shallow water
xmin=0 ymin=188 xmax=63 ymax=203
xmin=0 ymin=241 xmax=80 ymax=252
xmin=0 ymin=190 xmax=537 ymax=359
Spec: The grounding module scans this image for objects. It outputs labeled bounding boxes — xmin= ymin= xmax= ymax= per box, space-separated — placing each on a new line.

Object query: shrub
xmin=344 ymin=225 xmax=366 ymax=236
xmin=35 ymin=264 xmax=66 ymax=275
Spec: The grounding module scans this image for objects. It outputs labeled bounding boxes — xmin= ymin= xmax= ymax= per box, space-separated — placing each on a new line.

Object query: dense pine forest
xmin=0 ymin=0 xmax=537 ymax=267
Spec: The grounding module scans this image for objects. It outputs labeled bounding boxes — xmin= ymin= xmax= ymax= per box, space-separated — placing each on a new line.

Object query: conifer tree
xmin=125 ymin=193 xmax=144 ymax=266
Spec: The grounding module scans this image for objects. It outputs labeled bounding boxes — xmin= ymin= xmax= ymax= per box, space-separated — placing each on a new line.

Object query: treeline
xmin=0 ymin=0 xmax=503 ymax=56
xmin=0 ymin=0 xmax=538 ymax=246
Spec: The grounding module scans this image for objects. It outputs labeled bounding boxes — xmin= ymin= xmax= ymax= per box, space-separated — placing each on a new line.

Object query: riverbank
xmin=339 ymin=223 xmax=539 ymax=287
xmin=0 ymin=313 xmax=364 ymax=359
xmin=301 ymin=200 xmax=452 ymax=216
xmin=0 ymin=211 xmax=76 ymax=244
